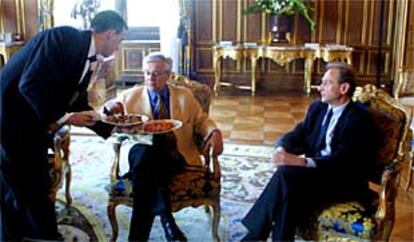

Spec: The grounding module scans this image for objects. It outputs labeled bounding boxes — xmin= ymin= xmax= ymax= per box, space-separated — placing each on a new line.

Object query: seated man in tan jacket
xmin=104 ymin=52 xmax=223 ymax=241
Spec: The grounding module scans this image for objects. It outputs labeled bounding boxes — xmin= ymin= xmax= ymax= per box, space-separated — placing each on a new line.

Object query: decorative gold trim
xmin=0 ymin=0 xmax=4 ymax=34
xmin=336 ymin=0 xmax=342 ymax=44
xmin=362 ymin=0 xmax=368 ymax=45
xmin=310 ymin=0 xmax=317 ymax=43
xmin=243 ymin=0 xmax=246 ymax=42
xmin=344 ymin=0 xmax=349 ymax=44
xmin=261 ymin=12 xmax=266 ymax=45
xmin=387 ymin=1 xmax=395 ymax=45
xmin=219 ymin=0 xmax=222 ymax=41
xmin=15 ymin=0 xmax=21 ymax=36
xmin=212 ymin=0 xmax=216 ymax=42
xmin=368 ymin=1 xmax=374 ymax=45
xmin=20 ymin=0 xmax=26 ymax=39
xmin=236 ymin=0 xmax=241 ymax=43
xmin=393 ymin=0 xmax=409 ymax=87
xmin=318 ymin=0 xmax=324 ymax=43
xmin=292 ymin=13 xmax=297 ymax=45
xmin=236 ymin=0 xmax=241 ymax=71
xmin=243 ymin=0 xmax=247 ymax=72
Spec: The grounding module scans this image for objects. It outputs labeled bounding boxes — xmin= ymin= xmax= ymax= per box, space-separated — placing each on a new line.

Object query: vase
xmin=269 ymin=14 xmax=294 ymax=44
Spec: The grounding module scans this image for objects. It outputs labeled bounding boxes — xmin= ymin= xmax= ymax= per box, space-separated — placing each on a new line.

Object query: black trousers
xmin=127 ymin=135 xmax=185 ymax=241
xmin=241 ymin=166 xmax=370 ymax=242
xmin=0 ymin=138 xmax=60 ymax=241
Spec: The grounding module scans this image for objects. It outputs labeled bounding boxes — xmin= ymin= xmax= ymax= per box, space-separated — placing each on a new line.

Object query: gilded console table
xmin=0 ymin=41 xmax=24 ymax=66
xmin=213 ymin=44 xmax=353 ymax=96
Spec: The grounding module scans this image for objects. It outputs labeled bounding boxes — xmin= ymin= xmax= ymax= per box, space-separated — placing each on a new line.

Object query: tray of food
xmin=102 ymin=114 xmax=149 ymax=127
xmin=140 ymin=119 xmax=182 ymax=134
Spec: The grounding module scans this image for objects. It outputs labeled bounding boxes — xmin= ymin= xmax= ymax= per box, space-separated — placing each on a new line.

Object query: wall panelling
xmin=192 ymin=0 xmax=402 ymax=93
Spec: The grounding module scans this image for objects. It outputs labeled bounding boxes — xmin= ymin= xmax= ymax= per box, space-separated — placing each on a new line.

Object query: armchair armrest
xmin=374 ymin=161 xmax=402 ymax=233
xmin=200 ymin=136 xmax=221 ymax=181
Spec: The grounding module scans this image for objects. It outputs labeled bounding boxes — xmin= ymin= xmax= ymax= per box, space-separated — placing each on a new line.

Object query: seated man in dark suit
xmin=241 ymin=62 xmax=375 ymax=241
xmin=104 ymin=52 xmax=223 ymax=241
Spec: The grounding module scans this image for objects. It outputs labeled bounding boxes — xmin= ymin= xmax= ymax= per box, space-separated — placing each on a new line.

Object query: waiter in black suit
xmin=241 ymin=62 xmax=376 ymax=241
xmin=0 ymin=10 xmax=127 ymax=241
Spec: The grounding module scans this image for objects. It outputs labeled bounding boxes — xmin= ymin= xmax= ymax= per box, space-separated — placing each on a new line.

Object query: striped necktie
xmin=156 ymin=93 xmax=169 ymax=119
xmin=316 ymin=108 xmax=333 ymax=153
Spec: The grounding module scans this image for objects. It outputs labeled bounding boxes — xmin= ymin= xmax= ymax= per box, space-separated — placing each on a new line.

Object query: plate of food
xmin=140 ymin=119 xmax=182 ymax=134
xmin=102 ymin=114 xmax=149 ymax=127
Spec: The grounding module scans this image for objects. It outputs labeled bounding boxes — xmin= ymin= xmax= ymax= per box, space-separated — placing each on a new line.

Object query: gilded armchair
xmin=107 ymin=77 xmax=221 ymax=241
xmin=48 ymin=125 xmax=73 ymax=206
xmin=299 ymin=84 xmax=411 ymax=240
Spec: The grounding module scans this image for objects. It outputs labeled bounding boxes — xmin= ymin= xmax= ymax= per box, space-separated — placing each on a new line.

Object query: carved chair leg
xmin=212 ymin=200 xmax=221 ymax=242
xmin=107 ymin=202 xmax=119 ymax=242
xmin=65 ymin=165 xmax=73 ymax=207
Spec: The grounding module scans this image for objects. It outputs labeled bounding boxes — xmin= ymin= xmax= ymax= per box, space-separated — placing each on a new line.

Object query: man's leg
xmin=241 ymin=168 xmax=282 ymax=241
xmin=0 ymin=172 xmax=23 ymax=241
xmin=128 ymin=144 xmax=158 ymax=241
xmin=0 ymin=179 xmax=59 ymax=241
xmin=242 ymin=166 xmax=319 ymax=241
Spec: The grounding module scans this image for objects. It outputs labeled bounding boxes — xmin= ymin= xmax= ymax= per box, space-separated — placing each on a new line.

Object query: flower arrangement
xmin=243 ymin=0 xmax=316 ymax=30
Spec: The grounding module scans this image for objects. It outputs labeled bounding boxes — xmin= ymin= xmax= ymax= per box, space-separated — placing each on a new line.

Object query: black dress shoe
xmin=160 ymin=214 xmax=187 ymax=241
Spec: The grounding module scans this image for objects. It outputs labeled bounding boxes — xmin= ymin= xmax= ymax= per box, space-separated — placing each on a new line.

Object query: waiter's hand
xmin=204 ymin=129 xmax=224 ymax=157
xmin=66 ymin=111 xmax=100 ymax=127
xmin=271 ymin=147 xmax=306 ymax=167
xmin=104 ymin=100 xmax=124 ymax=115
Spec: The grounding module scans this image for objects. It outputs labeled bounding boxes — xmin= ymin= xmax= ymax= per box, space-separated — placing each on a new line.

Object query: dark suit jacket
xmin=0 ymin=26 xmax=112 ymax=180
xmin=277 ymin=101 xmax=375 ymax=190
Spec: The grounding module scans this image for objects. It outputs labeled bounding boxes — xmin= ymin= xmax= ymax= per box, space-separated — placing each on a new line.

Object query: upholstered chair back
xmin=355 ymin=85 xmax=410 ymax=183
xmin=170 ymin=73 xmax=212 ymax=114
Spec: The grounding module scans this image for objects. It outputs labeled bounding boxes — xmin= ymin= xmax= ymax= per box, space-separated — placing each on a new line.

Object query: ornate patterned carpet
xmin=58 ymin=135 xmax=275 ymax=242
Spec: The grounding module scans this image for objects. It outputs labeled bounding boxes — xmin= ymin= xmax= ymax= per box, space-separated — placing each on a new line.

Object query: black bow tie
xmin=88 ymin=55 xmax=97 ymax=62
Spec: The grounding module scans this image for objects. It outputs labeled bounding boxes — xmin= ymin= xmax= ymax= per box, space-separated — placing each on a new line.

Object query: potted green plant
xmin=243 ymin=0 xmax=315 ymax=43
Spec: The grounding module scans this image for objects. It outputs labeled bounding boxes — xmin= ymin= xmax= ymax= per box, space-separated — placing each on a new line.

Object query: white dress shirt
xmin=306 ymin=101 xmax=350 ymax=167
xmin=55 ymin=35 xmax=96 ymax=126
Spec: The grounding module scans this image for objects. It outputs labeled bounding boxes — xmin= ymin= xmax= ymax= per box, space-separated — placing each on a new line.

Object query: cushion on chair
xmin=109 ymin=166 xmax=220 ymax=203
xmin=169 ymin=168 xmax=220 ymax=202
xmin=317 ymin=201 xmax=376 ymax=239
xmin=109 ymin=178 xmax=133 ymax=197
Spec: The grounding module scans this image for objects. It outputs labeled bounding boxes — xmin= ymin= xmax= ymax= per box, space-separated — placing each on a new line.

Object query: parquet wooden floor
xmin=210 ymin=88 xmax=413 ymax=241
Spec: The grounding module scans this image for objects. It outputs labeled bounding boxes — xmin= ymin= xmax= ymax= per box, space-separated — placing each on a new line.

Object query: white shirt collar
xmin=328 ymin=100 xmax=350 ymax=115
xmin=87 ymin=35 xmax=96 ymax=58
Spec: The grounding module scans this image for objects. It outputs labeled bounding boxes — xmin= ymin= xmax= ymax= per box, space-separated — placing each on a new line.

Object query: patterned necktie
xmin=156 ymin=93 xmax=169 ymax=119
xmin=316 ymin=108 xmax=333 ymax=153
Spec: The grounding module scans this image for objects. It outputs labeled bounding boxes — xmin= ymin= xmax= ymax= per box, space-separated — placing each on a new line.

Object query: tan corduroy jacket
xmin=118 ymin=84 xmax=217 ymax=166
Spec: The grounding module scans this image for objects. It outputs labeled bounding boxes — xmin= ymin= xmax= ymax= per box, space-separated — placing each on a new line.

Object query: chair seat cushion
xmin=317 ymin=201 xmax=376 ymax=239
xmin=109 ymin=166 xmax=220 ymax=202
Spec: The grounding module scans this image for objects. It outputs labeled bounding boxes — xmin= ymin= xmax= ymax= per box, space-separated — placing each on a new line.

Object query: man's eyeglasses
xmin=144 ymin=70 xmax=169 ymax=77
